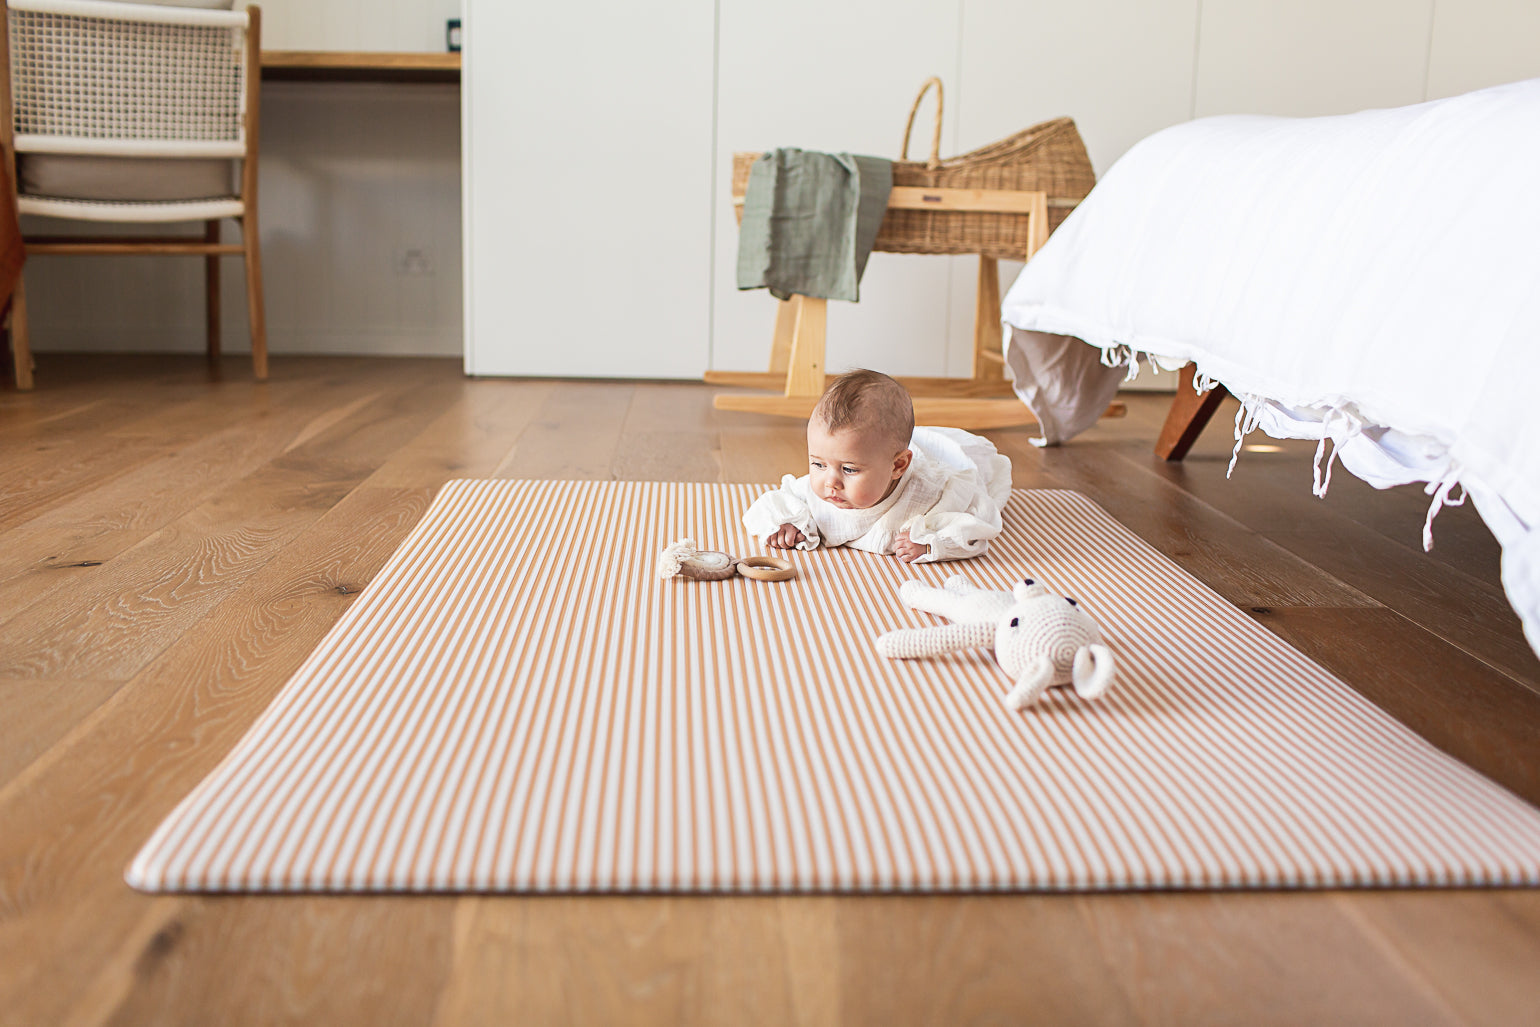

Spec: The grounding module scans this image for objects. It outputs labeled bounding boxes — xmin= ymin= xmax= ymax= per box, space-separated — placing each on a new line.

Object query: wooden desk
xmin=261 ymin=51 xmax=460 ymax=84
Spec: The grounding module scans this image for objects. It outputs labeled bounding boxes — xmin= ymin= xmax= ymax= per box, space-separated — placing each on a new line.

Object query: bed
xmin=999 ymin=78 xmax=1540 ymax=658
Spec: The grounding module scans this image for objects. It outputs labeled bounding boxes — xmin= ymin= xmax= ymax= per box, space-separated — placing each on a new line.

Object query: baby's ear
xmin=892 ymin=448 xmax=914 ymax=479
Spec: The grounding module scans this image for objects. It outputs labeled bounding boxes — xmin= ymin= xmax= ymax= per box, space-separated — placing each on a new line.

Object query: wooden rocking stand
xmin=708 ymin=79 xmax=1125 ymax=431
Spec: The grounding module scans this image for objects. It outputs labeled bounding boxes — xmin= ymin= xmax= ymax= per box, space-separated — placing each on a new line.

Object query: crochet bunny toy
xmin=877 ymin=575 xmax=1115 ymax=709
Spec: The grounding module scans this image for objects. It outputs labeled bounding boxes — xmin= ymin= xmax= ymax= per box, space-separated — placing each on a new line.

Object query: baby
xmin=743 ymin=369 xmax=1012 ymax=563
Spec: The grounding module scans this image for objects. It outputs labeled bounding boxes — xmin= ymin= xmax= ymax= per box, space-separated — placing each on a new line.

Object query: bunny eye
xmin=1022 ymin=578 xmax=1035 ymax=586
xmin=1009 ymin=617 xmax=1019 ymax=627
xmin=1066 ymin=598 xmax=1078 ymax=606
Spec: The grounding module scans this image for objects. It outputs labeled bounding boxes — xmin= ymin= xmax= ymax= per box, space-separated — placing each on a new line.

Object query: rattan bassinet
xmin=731 ymin=77 xmax=1097 ymax=262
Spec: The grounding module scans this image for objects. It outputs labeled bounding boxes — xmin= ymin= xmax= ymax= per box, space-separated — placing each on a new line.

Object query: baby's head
xmin=807 ymin=370 xmax=915 ymax=510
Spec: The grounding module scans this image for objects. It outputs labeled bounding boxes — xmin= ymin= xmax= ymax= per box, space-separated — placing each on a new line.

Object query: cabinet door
xmin=464 ymin=0 xmax=714 ymax=378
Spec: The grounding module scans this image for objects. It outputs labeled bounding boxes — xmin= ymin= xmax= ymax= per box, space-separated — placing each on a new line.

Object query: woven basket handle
xmin=899 ymin=77 xmax=944 ymax=170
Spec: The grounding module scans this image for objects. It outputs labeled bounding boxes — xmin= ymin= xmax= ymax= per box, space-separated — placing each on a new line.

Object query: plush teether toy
xmin=657 ymin=539 xmax=795 ymax=582
xmin=877 ymin=575 xmax=1115 ymax=709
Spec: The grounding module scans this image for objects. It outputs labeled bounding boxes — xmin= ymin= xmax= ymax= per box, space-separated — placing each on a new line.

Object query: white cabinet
xmin=464 ymin=0 xmax=1540 ymax=382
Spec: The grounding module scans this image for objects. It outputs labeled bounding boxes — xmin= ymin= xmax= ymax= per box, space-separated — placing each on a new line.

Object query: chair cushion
xmin=17 ymin=155 xmax=234 ymax=203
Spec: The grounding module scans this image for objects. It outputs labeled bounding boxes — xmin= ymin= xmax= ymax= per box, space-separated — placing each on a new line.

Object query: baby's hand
xmin=892 ymin=532 xmax=929 ymax=563
xmin=767 ymin=523 xmax=806 ymax=549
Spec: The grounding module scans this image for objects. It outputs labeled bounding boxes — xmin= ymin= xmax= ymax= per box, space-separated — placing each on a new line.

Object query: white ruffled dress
xmin=742 ymin=426 xmax=1013 ymax=562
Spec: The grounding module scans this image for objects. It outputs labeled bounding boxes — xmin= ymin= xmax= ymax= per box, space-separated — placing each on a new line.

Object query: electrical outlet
xmin=395 ymin=247 xmax=434 ymax=276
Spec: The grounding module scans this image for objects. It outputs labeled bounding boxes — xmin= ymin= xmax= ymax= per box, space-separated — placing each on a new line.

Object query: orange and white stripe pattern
xmin=128 ymin=481 xmax=1540 ymax=892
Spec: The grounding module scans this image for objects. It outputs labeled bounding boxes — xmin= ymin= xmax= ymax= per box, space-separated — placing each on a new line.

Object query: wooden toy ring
xmin=735 ymin=556 xmax=796 ymax=582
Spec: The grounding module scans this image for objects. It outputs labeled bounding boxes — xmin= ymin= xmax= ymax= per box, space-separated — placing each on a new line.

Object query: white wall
xmin=23 ymin=1 xmax=1540 ymax=368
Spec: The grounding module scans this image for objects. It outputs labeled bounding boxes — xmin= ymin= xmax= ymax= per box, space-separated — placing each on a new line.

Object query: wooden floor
xmin=4 ymin=354 xmax=1540 ymax=1026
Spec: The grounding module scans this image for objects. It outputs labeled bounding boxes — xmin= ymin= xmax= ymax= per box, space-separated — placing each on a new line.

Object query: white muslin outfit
xmin=742 ymin=426 xmax=1013 ymax=563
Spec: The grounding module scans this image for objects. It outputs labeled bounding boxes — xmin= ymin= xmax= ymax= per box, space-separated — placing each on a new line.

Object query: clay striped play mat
xmin=128 ymin=480 xmax=1540 ymax=892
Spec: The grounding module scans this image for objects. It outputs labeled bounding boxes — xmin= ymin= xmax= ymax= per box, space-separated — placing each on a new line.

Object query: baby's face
xmin=806 ymin=421 xmax=910 ymax=510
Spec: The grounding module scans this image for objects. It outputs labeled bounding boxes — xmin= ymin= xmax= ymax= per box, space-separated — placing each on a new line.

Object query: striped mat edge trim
xmin=128 ymin=481 xmax=1540 ymax=893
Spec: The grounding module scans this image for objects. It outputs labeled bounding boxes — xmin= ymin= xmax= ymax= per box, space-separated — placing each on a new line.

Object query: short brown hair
xmin=812 ymin=369 xmax=914 ymax=452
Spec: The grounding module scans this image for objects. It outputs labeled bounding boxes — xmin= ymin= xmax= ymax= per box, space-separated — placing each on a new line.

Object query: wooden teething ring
xmin=736 ymin=556 xmax=796 ymax=582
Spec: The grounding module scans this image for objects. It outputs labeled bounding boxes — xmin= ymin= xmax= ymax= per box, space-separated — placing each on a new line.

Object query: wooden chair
xmin=0 ymin=0 xmax=266 ymax=390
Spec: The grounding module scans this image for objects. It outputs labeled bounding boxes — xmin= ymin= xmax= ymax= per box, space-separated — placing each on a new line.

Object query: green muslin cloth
xmin=736 ymin=148 xmax=893 ymax=302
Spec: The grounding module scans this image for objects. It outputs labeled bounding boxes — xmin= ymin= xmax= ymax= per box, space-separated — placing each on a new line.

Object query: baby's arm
xmin=902 ymin=475 xmax=1005 ymax=563
xmin=743 ymin=475 xmax=821 ymax=550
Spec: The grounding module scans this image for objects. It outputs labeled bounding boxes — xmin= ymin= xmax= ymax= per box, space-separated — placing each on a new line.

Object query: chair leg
xmin=9 ymin=276 xmax=32 ymax=391
xmin=204 ymin=220 xmax=221 ymax=363
xmin=241 ymin=214 xmax=267 ymax=381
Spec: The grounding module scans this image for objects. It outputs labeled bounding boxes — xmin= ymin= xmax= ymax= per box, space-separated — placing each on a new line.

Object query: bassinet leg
xmin=713 ymin=293 xmax=827 ymax=418
xmin=972 ymin=256 xmax=1005 ymax=381
xmin=784 ymin=295 xmax=826 ymax=397
xmin=768 ymin=297 xmax=796 ymax=376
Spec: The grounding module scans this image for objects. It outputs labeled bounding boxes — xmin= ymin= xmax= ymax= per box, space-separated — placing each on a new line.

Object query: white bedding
xmin=1000 ymin=78 xmax=1540 ymax=656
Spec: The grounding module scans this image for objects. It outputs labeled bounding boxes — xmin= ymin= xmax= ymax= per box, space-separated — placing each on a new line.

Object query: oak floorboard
xmin=1257 ymin=606 xmax=1540 ymax=805
xmin=433 ymin=896 xmax=823 ymax=1026
xmin=1337 ymin=890 xmax=1540 ymax=1027
xmin=834 ymin=896 xmax=1140 ymax=1025
xmin=1265 ymin=527 xmax=1540 ymax=693
xmin=0 ymin=375 xmax=386 ymax=624
xmin=0 ymin=378 xmax=456 ymax=679
xmin=0 ymin=397 xmax=143 ymax=438
xmin=100 ymin=896 xmax=458 ymax=1027
xmin=494 ymin=381 xmax=635 ymax=480
xmin=0 ymin=677 xmax=120 ymax=789
xmin=0 ymin=431 xmax=163 ymax=529
xmin=366 ymin=379 xmax=556 ymax=489
xmin=1080 ymin=892 xmax=1459 ymax=1025
xmin=718 ymin=424 xmax=810 ymax=486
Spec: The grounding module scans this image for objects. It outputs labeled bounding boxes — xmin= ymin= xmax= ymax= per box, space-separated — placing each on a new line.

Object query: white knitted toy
xmin=877 ymin=575 xmax=1115 ymax=709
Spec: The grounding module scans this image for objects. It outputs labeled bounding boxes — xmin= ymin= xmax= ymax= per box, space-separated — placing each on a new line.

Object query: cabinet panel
xmin=464 ymin=0 xmax=714 ymax=378
xmin=1195 ymin=0 xmax=1433 ymax=117
xmin=1427 ymin=0 xmax=1540 ymax=100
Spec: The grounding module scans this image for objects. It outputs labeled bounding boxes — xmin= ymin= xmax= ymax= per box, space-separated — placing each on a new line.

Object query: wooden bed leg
xmin=1156 ymin=363 xmax=1229 ymax=461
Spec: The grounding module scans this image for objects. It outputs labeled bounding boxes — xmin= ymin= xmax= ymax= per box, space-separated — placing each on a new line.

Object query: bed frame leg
xmin=1156 ymin=363 xmax=1229 ymax=461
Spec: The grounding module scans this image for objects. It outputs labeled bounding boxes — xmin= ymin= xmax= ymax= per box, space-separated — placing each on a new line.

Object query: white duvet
xmin=1000 ymin=78 xmax=1540 ymax=655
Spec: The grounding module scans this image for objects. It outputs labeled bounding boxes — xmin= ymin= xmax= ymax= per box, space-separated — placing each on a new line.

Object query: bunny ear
xmin=877 ymin=622 xmax=996 ymax=660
